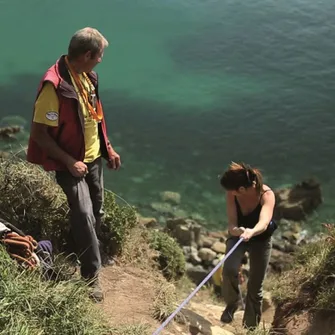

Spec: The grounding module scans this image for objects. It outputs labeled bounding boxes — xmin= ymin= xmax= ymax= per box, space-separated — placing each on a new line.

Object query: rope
xmin=1 ymin=232 xmax=39 ymax=269
xmin=152 ymin=237 xmax=244 ymax=335
xmin=104 ymin=188 xmax=135 ymax=211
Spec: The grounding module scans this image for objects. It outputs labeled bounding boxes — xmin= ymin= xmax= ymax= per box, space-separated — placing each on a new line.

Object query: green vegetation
xmin=152 ymin=277 xmax=177 ymax=321
xmin=98 ymin=189 xmax=137 ymax=257
xmin=0 ymin=154 xmax=184 ymax=334
xmin=272 ymin=224 xmax=335 ymax=312
xmin=0 ymin=157 xmax=137 ymax=258
xmin=0 ymin=247 xmax=110 ymax=335
xmin=149 ymin=229 xmax=186 ymax=281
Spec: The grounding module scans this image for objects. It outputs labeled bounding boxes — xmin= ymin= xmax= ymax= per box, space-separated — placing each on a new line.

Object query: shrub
xmin=99 ymin=190 xmax=137 ymax=257
xmin=0 ymin=157 xmax=137 ymax=258
xmin=0 ymin=158 xmax=69 ymax=252
xmin=149 ymin=230 xmax=186 ymax=281
xmin=272 ymin=224 xmax=335 ymax=311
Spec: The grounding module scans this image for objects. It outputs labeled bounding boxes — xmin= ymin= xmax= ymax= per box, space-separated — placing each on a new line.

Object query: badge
xmin=46 ymin=111 xmax=58 ymax=121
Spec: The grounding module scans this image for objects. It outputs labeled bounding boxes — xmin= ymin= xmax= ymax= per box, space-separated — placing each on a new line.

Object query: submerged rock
xmin=160 ymin=191 xmax=181 ymax=205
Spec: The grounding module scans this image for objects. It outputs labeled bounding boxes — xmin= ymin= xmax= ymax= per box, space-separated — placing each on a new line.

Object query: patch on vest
xmin=45 ymin=111 xmax=58 ymax=121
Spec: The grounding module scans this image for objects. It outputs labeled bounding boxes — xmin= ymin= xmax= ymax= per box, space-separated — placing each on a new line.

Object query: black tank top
xmin=235 ymin=190 xmax=276 ymax=240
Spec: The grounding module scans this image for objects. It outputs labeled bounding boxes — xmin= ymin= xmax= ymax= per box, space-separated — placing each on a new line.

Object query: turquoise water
xmin=1 ymin=0 xmax=335 ymax=229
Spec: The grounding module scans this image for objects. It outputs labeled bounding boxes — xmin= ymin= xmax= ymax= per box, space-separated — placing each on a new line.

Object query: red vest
xmin=27 ymin=55 xmax=112 ymax=171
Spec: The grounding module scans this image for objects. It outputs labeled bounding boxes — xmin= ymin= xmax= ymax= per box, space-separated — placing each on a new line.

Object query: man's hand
xmin=240 ymin=228 xmax=255 ymax=242
xmin=107 ymin=149 xmax=121 ymax=170
xmin=66 ymin=160 xmax=88 ymax=178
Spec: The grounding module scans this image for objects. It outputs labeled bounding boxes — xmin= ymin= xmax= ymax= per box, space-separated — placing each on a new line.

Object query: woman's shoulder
xmin=262 ymin=184 xmax=272 ymax=193
xmin=261 ymin=185 xmax=275 ymax=203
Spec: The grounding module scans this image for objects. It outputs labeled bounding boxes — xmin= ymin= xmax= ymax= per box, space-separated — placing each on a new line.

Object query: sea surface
xmin=0 ymin=0 xmax=335 ymax=230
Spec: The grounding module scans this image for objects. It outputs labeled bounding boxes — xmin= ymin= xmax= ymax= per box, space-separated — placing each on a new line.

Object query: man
xmin=27 ymin=27 xmax=121 ymax=302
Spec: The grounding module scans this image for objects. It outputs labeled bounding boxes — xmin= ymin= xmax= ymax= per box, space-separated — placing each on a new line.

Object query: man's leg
xmin=55 ymin=171 xmax=102 ymax=290
xmin=221 ymin=236 xmax=247 ymax=323
xmin=85 ymin=157 xmax=104 ymax=234
xmin=243 ymin=237 xmax=272 ymax=329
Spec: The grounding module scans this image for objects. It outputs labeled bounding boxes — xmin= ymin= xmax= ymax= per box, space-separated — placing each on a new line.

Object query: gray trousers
xmin=56 ymin=157 xmax=104 ymax=280
xmin=222 ymin=236 xmax=272 ymax=328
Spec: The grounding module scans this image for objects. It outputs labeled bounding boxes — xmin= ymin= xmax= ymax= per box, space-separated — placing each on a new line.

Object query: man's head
xmin=67 ymin=27 xmax=109 ymax=73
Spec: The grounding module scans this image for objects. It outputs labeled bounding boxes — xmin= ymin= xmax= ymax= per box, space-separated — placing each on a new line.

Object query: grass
xmin=119 ymin=226 xmax=158 ymax=270
xmin=152 ymin=277 xmax=177 ymax=321
xmin=272 ymin=223 xmax=335 ymax=316
xmin=0 ymin=247 xmax=110 ymax=335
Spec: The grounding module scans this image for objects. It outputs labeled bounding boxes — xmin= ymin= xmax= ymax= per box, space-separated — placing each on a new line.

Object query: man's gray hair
xmin=68 ymin=27 xmax=109 ymax=60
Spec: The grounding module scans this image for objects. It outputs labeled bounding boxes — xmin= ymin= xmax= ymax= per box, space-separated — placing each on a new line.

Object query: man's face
xmin=80 ymin=48 xmax=104 ymax=73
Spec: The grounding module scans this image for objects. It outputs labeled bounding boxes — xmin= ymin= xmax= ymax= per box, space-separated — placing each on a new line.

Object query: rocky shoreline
xmin=139 ymin=178 xmax=323 ymax=287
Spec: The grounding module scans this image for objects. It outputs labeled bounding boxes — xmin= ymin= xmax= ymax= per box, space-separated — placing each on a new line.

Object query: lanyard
xmin=65 ymin=56 xmax=103 ymax=121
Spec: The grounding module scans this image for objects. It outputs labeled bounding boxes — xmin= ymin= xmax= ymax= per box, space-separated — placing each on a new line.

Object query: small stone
xmin=190 ymin=253 xmax=202 ymax=265
xmin=208 ymin=231 xmax=228 ymax=240
xmin=201 ymin=237 xmax=216 ymax=248
xmin=198 ymin=248 xmax=217 ymax=262
xmin=182 ymin=246 xmax=198 ymax=257
xmin=211 ymin=241 xmax=226 ymax=254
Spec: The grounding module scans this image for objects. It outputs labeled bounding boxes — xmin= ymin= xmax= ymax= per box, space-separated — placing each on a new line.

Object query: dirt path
xmin=99 ymin=265 xmax=188 ymax=334
xmin=99 ymin=265 xmax=275 ymax=335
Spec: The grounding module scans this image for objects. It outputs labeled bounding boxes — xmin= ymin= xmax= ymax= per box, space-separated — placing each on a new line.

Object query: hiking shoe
xmin=220 ymin=304 xmax=238 ymax=323
xmin=88 ymin=279 xmax=104 ymax=303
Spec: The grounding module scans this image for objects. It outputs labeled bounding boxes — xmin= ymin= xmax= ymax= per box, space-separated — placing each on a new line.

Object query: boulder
xmin=179 ymin=308 xmax=212 ymax=335
xmin=175 ymin=224 xmax=194 ymax=246
xmin=186 ymin=264 xmax=209 ymax=285
xmin=274 ymin=179 xmax=322 ymax=221
xmin=166 ymin=218 xmax=203 ymax=246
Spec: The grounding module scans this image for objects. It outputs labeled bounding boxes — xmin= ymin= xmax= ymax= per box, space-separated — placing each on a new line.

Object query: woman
xmin=219 ymin=162 xmax=277 ymax=329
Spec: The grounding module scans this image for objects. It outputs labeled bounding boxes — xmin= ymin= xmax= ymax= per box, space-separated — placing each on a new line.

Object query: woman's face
xmin=231 ymin=184 xmax=255 ymax=197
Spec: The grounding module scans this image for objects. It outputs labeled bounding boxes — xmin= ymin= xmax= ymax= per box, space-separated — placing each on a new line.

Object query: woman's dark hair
xmin=220 ymin=162 xmax=263 ymax=193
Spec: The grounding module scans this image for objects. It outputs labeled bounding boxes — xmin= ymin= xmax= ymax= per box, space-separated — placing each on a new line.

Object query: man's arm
xmin=106 ymin=140 xmax=121 ymax=170
xmin=30 ymin=122 xmax=75 ymax=167
xmin=31 ymin=82 xmax=87 ymax=177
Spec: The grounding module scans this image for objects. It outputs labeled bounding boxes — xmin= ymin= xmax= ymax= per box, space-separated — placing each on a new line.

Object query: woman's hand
xmin=231 ymin=226 xmax=245 ymax=236
xmin=240 ymin=228 xmax=255 ymax=241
